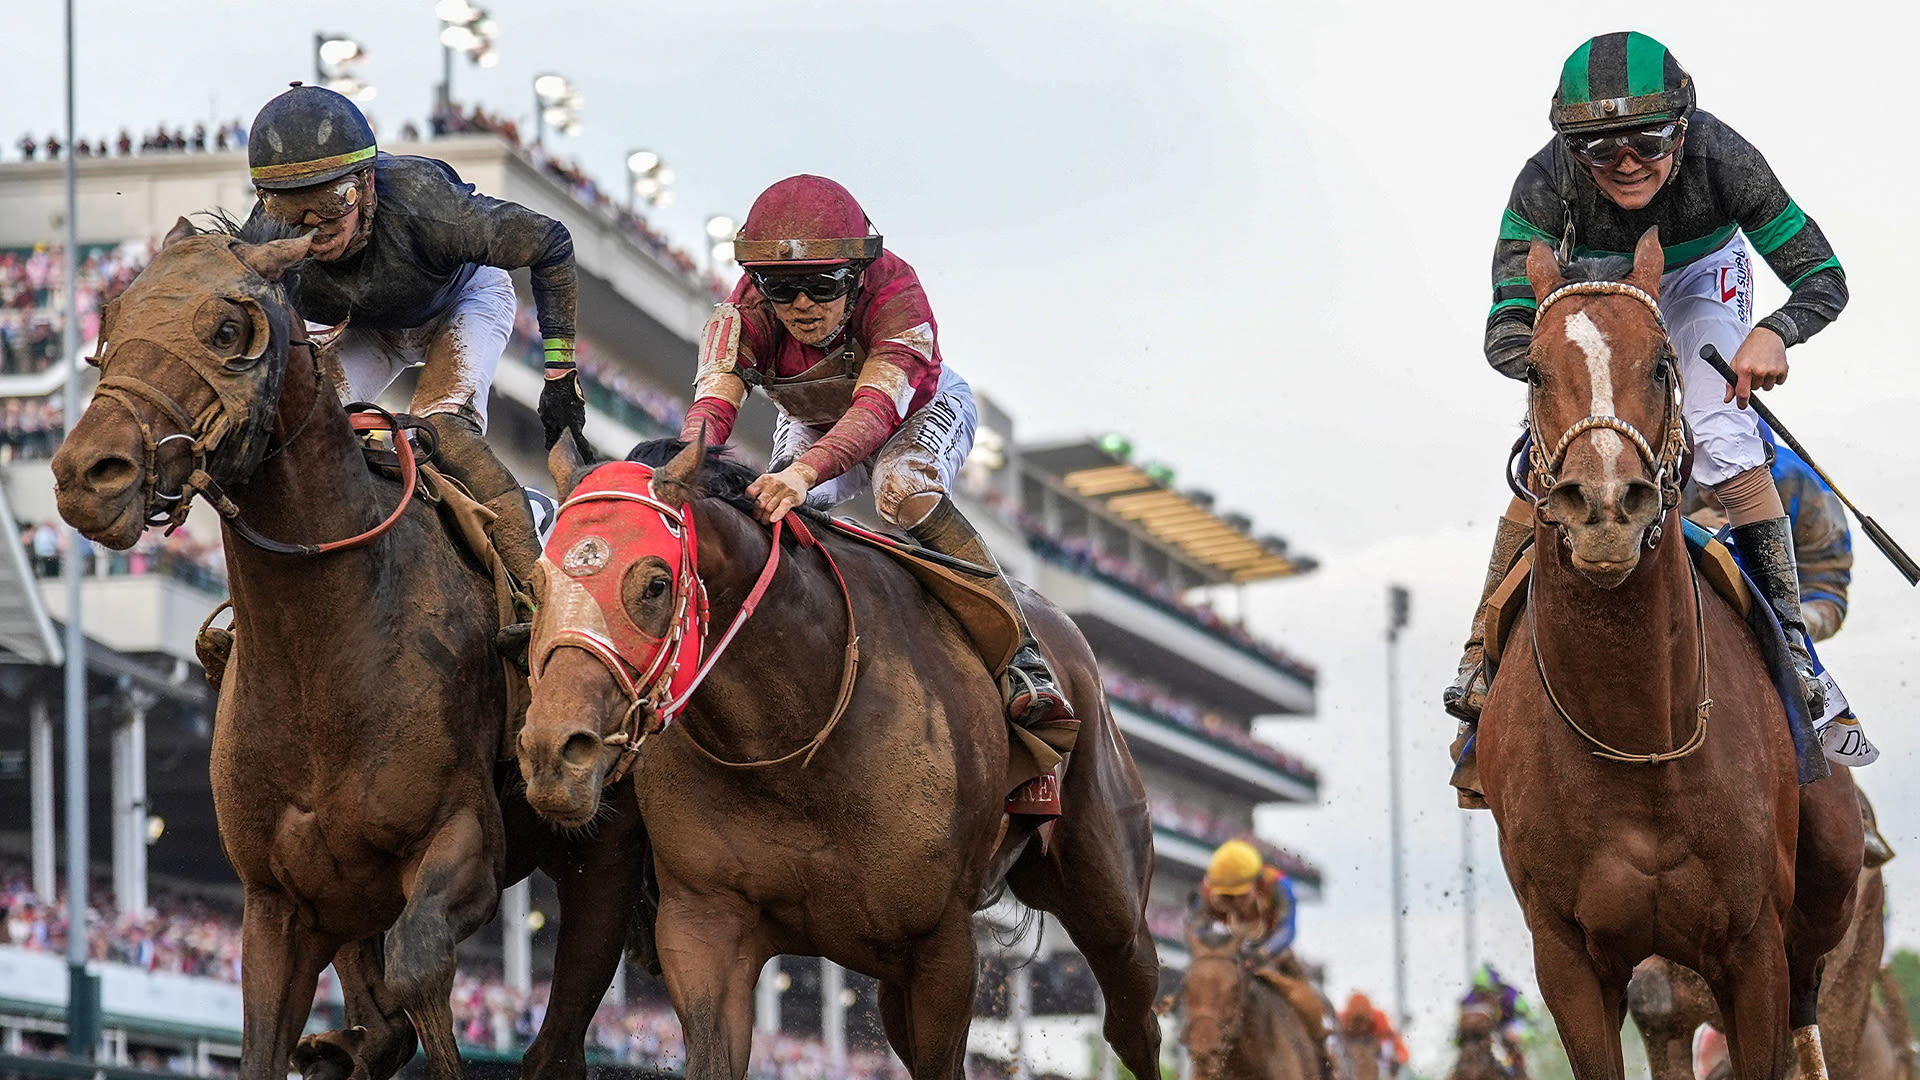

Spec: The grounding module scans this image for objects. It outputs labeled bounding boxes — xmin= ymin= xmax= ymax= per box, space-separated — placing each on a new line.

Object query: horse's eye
xmin=1524 ymin=363 xmax=1542 ymax=386
xmin=211 ymin=319 xmax=242 ymax=350
xmin=644 ymin=577 xmax=669 ymax=601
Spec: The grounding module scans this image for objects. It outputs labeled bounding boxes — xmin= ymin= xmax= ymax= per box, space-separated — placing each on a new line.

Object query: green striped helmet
xmin=247 ymin=83 xmax=377 ymax=191
xmin=1550 ymin=32 xmax=1694 ymax=135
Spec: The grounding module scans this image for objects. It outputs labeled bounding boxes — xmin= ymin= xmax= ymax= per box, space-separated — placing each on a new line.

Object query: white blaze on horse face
xmin=1563 ymin=310 xmax=1628 ymax=487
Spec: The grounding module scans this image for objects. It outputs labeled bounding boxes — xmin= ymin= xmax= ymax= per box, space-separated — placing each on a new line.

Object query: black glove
xmin=539 ymin=370 xmax=587 ymax=450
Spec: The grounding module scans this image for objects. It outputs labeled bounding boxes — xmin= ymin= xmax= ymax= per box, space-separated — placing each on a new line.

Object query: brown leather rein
xmin=91 ymin=322 xmax=419 ymax=558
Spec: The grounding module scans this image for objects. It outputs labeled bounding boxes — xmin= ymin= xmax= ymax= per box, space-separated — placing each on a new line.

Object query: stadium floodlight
xmin=533 ymin=74 xmax=582 ymax=144
xmin=626 ymin=148 xmax=672 ymax=210
xmin=437 ymin=2 xmax=497 ymax=107
xmin=705 ymin=214 xmax=738 ymax=241
xmin=314 ymin=33 xmax=374 ymax=104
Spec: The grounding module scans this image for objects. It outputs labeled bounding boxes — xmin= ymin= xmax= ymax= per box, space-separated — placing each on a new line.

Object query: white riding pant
xmin=323 ymin=266 xmax=516 ymax=435
xmin=1661 ymin=234 xmax=1768 ymax=488
xmin=773 ymin=365 xmax=978 ymax=526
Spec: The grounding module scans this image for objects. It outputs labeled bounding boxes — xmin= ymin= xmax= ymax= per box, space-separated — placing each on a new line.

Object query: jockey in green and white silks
xmin=1445 ymin=32 xmax=1854 ymax=808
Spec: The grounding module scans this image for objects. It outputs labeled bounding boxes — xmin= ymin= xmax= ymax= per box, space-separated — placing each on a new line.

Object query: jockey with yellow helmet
xmin=1196 ymin=839 xmax=1329 ymax=1071
xmin=679 ymin=175 xmax=1075 ymax=817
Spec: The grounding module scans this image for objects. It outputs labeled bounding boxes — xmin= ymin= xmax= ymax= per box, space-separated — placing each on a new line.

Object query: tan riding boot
xmin=1444 ymin=515 xmax=1533 ymax=808
xmin=908 ymin=495 xmax=1077 ymax=817
xmin=427 ymin=413 xmax=541 ymax=591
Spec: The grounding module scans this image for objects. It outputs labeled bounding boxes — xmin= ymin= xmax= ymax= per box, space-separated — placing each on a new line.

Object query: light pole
xmin=1386 ymin=584 xmax=1411 ymax=1030
xmin=314 ymin=34 xmax=374 ymax=104
xmin=534 ymin=74 xmax=583 ymax=147
xmin=1463 ymin=810 xmax=1479 ymax=981
xmin=705 ymin=214 xmax=738 ymax=275
xmin=626 ymin=149 xmax=672 ymax=210
xmin=435 ymin=0 xmax=498 ymax=111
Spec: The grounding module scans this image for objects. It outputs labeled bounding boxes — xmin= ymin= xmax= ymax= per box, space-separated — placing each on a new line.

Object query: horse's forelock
xmin=621 ymin=439 xmax=758 ymax=516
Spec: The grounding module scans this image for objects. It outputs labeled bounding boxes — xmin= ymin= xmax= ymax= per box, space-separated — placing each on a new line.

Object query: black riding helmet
xmin=248 ymin=82 xmax=377 ymax=191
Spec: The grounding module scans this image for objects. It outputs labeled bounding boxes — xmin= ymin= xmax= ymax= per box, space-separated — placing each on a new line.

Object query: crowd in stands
xmin=428 ymin=102 xmax=730 ymax=299
xmin=14 ymin=120 xmax=249 ymax=161
xmin=1103 ymin=665 xmax=1319 ymax=784
xmin=18 ymin=518 xmax=228 ymax=593
xmin=978 ymin=487 xmax=1317 ymax=683
xmin=508 ymin=308 xmax=687 ymax=440
xmin=1 ymin=242 xmax=152 ymax=377
xmin=1148 ymin=797 xmax=1319 ymax=884
xmin=0 ymin=398 xmax=64 ymax=460
xmin=1 ymin=866 xmax=242 ymax=981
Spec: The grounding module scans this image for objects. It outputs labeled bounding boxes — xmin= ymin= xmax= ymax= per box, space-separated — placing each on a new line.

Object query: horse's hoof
xmin=292 ymin=1026 xmax=370 ymax=1080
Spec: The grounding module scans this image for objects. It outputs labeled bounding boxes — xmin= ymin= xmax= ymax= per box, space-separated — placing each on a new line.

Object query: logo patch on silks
xmin=1810 ymin=646 xmax=1878 ymax=766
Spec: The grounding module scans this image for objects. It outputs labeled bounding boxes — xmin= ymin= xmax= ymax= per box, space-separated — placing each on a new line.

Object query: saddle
xmin=1480 ymin=522 xmax=1825 ymax=783
xmin=793 ymin=508 xmax=1059 ymax=798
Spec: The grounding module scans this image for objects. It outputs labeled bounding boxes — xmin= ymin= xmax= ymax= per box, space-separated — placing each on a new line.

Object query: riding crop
xmin=1701 ymin=344 xmax=1920 ymax=585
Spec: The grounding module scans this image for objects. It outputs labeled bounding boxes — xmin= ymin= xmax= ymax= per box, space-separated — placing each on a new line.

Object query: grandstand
xmin=0 ymin=123 xmax=1322 ymax=1080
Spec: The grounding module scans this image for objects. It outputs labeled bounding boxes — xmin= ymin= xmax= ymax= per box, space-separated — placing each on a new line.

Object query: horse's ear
xmin=1627 ymin=226 xmax=1664 ymax=296
xmin=163 ymin=217 xmax=197 ymax=248
xmin=653 ymin=435 xmax=706 ymax=509
xmin=236 ymin=235 xmax=315 ymax=282
xmin=547 ymin=428 xmax=594 ymax=501
xmin=1526 ymin=239 xmax=1563 ymax=301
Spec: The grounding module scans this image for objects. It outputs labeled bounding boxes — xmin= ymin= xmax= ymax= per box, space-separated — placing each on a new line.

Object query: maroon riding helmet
xmin=732 ymin=175 xmax=883 ymax=269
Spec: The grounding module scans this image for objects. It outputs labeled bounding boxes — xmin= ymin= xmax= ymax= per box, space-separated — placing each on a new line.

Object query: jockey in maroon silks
xmin=678 ymin=175 xmax=1077 ymax=818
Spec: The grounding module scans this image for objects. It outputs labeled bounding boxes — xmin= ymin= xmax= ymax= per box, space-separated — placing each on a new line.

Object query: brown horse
xmin=1180 ymin=920 xmax=1320 ymax=1080
xmin=1478 ymin=231 xmax=1863 ymax=1080
xmin=1858 ymin=971 xmax=1916 ymax=1080
xmin=50 ymin=217 xmax=645 ymax=1080
xmin=1631 ymin=790 xmax=1895 ymax=1080
xmin=516 ymin=436 xmax=1162 ymax=1080
xmin=1449 ymin=1002 xmax=1522 ymax=1080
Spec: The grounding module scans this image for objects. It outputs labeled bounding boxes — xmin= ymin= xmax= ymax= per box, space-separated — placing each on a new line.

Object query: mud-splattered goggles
xmin=749 ymin=266 xmax=859 ymax=305
xmin=1565 ymin=121 xmax=1686 ymax=169
xmin=256 ymin=174 xmax=367 ymax=224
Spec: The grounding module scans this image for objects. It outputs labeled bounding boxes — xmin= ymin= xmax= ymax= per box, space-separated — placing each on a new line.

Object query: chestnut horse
xmin=1478 ymin=230 xmax=1862 ymax=1080
xmin=1179 ymin=920 xmax=1320 ymax=1080
xmin=1449 ymin=1002 xmax=1522 ymax=1080
xmin=517 ymin=436 xmax=1162 ymax=1080
xmin=50 ymin=218 xmax=644 ymax=1080
xmin=1631 ymin=788 xmax=1896 ymax=1080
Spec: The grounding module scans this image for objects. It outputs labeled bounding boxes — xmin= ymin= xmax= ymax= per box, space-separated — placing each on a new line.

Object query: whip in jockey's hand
xmin=748 ymin=463 xmax=816 ymax=523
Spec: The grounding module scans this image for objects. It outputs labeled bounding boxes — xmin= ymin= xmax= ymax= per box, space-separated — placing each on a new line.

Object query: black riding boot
xmin=908 ymin=496 xmax=1077 ymax=815
xmin=1730 ymin=516 xmax=1827 ymax=718
xmin=427 ymin=413 xmax=541 ymax=592
xmin=1443 ymin=515 xmax=1532 ymax=808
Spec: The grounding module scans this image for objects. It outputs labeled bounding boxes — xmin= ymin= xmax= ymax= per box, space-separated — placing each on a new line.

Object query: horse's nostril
xmin=560 ymin=731 xmax=601 ymax=769
xmin=84 ymin=455 xmax=138 ymax=495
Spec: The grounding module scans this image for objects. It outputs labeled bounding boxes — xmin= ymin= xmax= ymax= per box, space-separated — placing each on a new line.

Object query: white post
xmin=1008 ymin=962 xmax=1032 ymax=1080
xmin=111 ymin=692 xmax=151 ymax=916
xmin=502 ymin=880 xmax=532 ymax=993
xmin=30 ymin=696 xmax=55 ymax=903
xmin=755 ymin=958 xmax=781 ymax=1035
xmin=820 ymin=959 xmax=846 ymax=1067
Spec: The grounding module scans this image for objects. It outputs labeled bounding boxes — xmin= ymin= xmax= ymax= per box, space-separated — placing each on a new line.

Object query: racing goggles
xmin=749 ymin=265 xmax=859 ymax=305
xmin=257 ymin=174 xmax=367 ymax=224
xmin=1565 ymin=121 xmax=1686 ymax=169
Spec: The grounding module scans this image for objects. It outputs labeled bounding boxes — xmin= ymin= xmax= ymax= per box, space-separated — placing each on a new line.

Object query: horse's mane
xmin=1561 ymin=254 xmax=1635 ymax=284
xmin=623 ymin=438 xmax=760 ymax=516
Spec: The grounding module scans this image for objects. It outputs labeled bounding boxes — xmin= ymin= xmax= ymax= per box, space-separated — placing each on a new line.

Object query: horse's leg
xmin=237 ymin=886 xmax=338 ymax=1080
xmin=521 ymin=811 xmax=648 ymax=1080
xmin=1629 ymin=961 xmax=1709 ymax=1080
xmin=385 ymin=805 xmax=504 ymax=1080
xmin=1714 ymin=921 xmax=1795 ymax=1080
xmin=656 ymin=893 xmax=761 ymax=1080
xmin=293 ymin=936 xmax=417 ymax=1080
xmin=1789 ymin=770 xmax=1867 ymax=1080
xmin=892 ymin=916 xmax=980 ymax=1079
xmin=1529 ymin=918 xmax=1629 ymax=1080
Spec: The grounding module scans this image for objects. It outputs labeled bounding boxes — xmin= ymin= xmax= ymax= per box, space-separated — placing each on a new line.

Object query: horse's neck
xmin=680 ymin=505 xmax=854 ymax=765
xmin=222 ymin=355 xmax=388 ymax=637
xmin=1531 ymin=514 xmax=1702 ymax=748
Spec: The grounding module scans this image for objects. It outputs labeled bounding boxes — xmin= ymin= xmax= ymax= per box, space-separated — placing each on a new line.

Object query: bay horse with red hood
xmin=518 ymin=434 xmax=1163 ymax=1080
xmin=1478 ymin=229 xmax=1862 ymax=1080
xmin=50 ymin=217 xmax=645 ymax=1080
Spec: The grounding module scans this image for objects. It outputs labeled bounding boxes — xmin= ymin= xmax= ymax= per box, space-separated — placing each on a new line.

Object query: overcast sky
xmin=8 ymin=0 xmax=1920 ymax=1067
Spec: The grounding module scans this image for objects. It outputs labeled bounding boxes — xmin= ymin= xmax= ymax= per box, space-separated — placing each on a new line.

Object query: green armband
xmin=542 ymin=338 xmax=576 ymax=377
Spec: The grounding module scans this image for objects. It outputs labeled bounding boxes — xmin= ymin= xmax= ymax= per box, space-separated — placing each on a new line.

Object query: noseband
xmin=1524 ymin=279 xmax=1688 ymax=550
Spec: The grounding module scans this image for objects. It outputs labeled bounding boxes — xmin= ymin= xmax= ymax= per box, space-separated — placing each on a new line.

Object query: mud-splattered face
xmin=771 ymin=291 xmax=849 ymax=346
xmin=304 ymin=204 xmax=362 ymax=262
xmin=1586 ymin=137 xmax=1680 ymax=210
